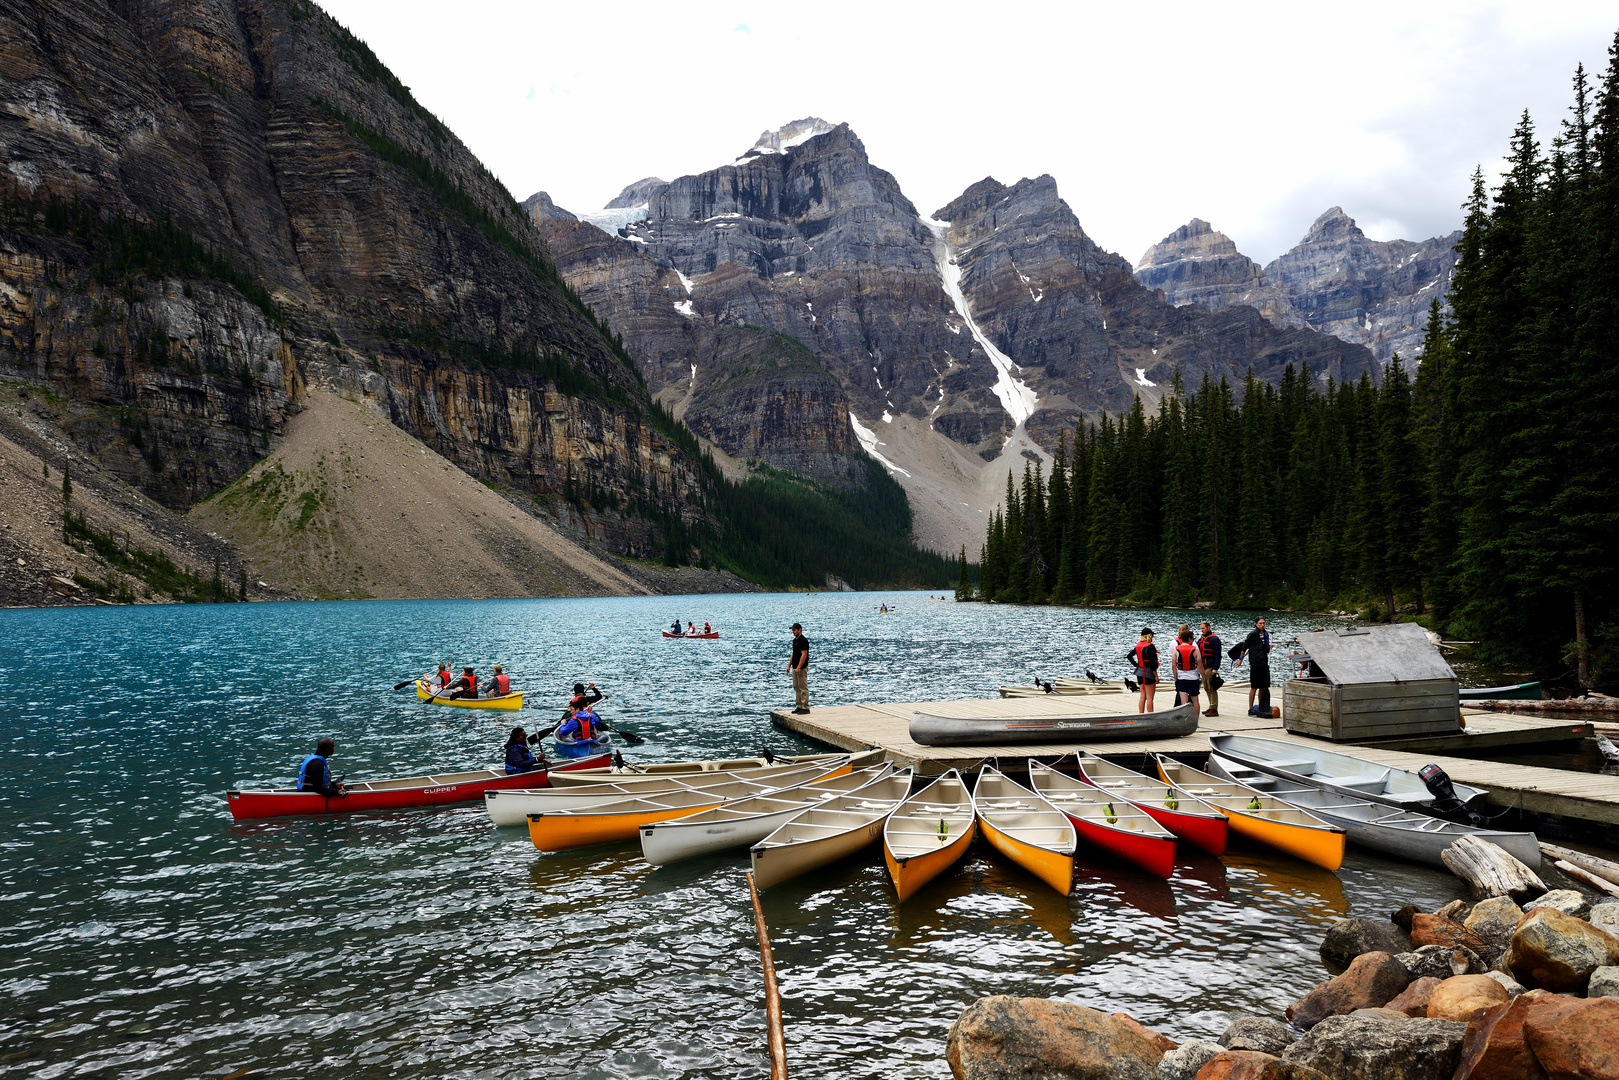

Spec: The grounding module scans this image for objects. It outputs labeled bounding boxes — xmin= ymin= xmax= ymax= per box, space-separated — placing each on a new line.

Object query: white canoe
xmin=1207 ymin=733 xmax=1490 ymax=809
xmin=528 ymin=763 xmax=855 ymax=852
xmin=972 ymin=765 xmax=1078 ymax=894
xmin=750 ymin=770 xmax=914 ymax=890
xmin=1207 ymin=752 xmax=1541 ymax=869
xmin=484 ymin=760 xmax=844 ymax=825
xmin=638 ymin=765 xmax=895 ymax=865
xmin=547 ymin=749 xmax=881 ymax=785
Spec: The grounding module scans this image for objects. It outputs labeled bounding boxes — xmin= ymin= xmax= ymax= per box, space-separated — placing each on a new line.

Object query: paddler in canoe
xmin=505 ymin=727 xmax=546 ymax=773
xmin=296 ymin=738 xmax=346 ymax=798
xmin=447 ymin=666 xmax=478 ymax=700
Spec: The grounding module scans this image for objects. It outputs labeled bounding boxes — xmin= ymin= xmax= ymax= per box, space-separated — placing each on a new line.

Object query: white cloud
xmin=315 ymin=0 xmax=1617 ymax=263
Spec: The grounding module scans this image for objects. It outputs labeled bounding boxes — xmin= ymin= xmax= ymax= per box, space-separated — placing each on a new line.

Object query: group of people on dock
xmin=1129 ymin=618 xmax=1274 ymax=718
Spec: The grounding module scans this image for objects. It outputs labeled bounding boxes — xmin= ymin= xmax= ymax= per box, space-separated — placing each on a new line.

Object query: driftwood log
xmin=1470 ymin=699 xmax=1619 ymax=713
xmin=1442 ymin=834 xmax=1548 ymax=900
xmin=1542 ymin=842 xmax=1619 ymax=888
xmin=1556 ymin=860 xmax=1619 ymax=899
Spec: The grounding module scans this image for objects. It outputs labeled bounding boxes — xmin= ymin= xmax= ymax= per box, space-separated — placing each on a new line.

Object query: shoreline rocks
xmin=948 ymin=889 xmax=1619 ymax=1080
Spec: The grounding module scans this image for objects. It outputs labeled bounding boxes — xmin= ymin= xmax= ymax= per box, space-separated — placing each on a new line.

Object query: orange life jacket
xmin=1174 ymin=640 xmax=1199 ymax=673
xmin=492 ymin=672 xmax=510 ymax=695
xmin=575 ymin=709 xmax=596 ymax=739
xmin=436 ymin=669 xmax=453 ymax=687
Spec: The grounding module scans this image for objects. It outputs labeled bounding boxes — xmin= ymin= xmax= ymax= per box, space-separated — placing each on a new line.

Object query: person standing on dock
xmin=1172 ymin=626 xmax=1204 ymax=708
xmin=1236 ymin=617 xmax=1273 ymax=717
xmin=1130 ymin=628 xmax=1158 ymax=713
xmin=788 ymin=622 xmax=810 ymax=714
xmin=1197 ymin=621 xmax=1223 ymax=717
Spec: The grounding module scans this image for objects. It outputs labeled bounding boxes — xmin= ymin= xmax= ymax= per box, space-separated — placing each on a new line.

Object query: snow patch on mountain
xmin=849 ymin=412 xmax=911 ymax=477
xmin=918 ymin=215 xmax=1038 ymax=426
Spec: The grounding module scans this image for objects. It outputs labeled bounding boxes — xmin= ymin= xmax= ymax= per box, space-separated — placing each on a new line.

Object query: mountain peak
xmin=753 ymin=117 xmax=837 ymax=152
xmin=1304 ymin=206 xmax=1362 ymax=241
xmin=1137 ymin=218 xmax=1244 ymax=270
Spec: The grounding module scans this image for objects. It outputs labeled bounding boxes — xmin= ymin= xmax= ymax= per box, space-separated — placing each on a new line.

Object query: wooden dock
xmin=770 ymin=694 xmax=1619 ymax=825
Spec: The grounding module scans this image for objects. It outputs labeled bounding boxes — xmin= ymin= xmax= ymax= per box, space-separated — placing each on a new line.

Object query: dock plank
xmin=770 ymin=698 xmax=1619 ymax=824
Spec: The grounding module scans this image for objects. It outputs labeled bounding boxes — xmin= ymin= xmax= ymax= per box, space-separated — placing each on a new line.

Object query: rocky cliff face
xmin=0 ymin=0 xmax=711 ymax=565
xmin=934 ymin=177 xmax=1377 ymax=443
xmin=1136 ymin=209 xmax=1460 ymax=365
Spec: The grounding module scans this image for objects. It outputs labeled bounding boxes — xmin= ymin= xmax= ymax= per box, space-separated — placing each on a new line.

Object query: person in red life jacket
xmin=1171 ymin=625 xmax=1205 ymax=708
xmin=687 ymin=621 xmax=697 ymax=636
xmin=505 ymin=727 xmax=543 ymax=773
xmin=1127 ymin=628 xmax=1158 ymax=713
xmin=703 ymin=622 xmax=712 ymax=635
xmin=1197 ymin=621 xmax=1223 ymax=717
xmin=556 ymin=702 xmax=600 ymax=743
xmin=481 ymin=664 xmax=511 ymax=697
xmin=569 ymin=681 xmax=603 ymax=712
xmin=447 ymin=666 xmax=478 ymax=699
xmin=424 ymin=662 xmax=454 ymax=695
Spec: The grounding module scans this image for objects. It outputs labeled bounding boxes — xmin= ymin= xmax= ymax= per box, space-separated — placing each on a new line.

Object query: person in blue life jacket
xmin=505 ymin=727 xmax=543 ymax=773
xmin=556 ymin=702 xmax=601 ymax=743
xmin=296 ymin=738 xmax=345 ymax=797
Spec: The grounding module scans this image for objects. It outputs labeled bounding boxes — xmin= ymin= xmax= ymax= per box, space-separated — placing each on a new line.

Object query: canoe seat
xmin=1261 ymin=759 xmax=1318 ymax=772
xmin=1096 ymin=780 xmax=1131 ymax=788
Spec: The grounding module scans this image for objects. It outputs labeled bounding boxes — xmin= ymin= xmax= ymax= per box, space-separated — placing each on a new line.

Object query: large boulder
xmin=1158 ymin=1040 xmax=1223 ymax=1080
xmin=1284 ymin=1009 xmax=1468 ymax=1080
xmin=1453 ymin=994 xmax=1548 ymax=1080
xmin=1320 ymin=917 xmax=1414 ymax=971
xmin=1286 ymin=951 xmax=1412 ymax=1029
xmin=946 ymin=997 xmax=1169 ymax=1080
xmin=1521 ymin=993 xmax=1619 ymax=1080
xmin=1219 ymin=1017 xmax=1294 ymax=1055
xmin=1411 ymin=913 xmax=1491 ymax=954
xmin=1194 ymin=1051 xmax=1331 ymax=1080
xmin=1398 ymin=944 xmax=1487 ymax=980
xmin=1465 ymin=897 xmax=1526 ymax=963
xmin=1506 ymin=908 xmax=1619 ymax=993
xmin=1384 ymin=976 xmax=1442 ymax=1017
xmin=1525 ymin=889 xmax=1592 ymax=920
xmin=1426 ymin=974 xmax=1511 ymax=1021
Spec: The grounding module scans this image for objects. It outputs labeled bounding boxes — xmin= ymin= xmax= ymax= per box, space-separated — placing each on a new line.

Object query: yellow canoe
xmin=883 ymin=770 xmax=975 ymax=901
xmin=416 ymin=680 xmax=524 ymax=711
xmin=973 ymin=765 xmax=1077 ymax=895
xmin=1155 ymin=756 xmax=1346 ymax=871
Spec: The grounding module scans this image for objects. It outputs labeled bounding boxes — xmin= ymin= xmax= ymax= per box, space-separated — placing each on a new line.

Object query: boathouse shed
xmin=1283 ymin=622 xmax=1460 ymax=741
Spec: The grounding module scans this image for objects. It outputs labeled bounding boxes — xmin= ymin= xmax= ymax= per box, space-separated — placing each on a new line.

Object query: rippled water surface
xmin=0 ymin=594 xmax=1469 ymax=1079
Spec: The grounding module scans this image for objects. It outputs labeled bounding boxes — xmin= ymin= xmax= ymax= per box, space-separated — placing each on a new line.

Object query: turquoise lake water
xmin=0 ymin=593 xmax=1468 ymax=1079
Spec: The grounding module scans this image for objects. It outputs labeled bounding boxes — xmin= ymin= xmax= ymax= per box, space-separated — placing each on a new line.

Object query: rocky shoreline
xmin=947 ymin=887 xmax=1619 ymax=1079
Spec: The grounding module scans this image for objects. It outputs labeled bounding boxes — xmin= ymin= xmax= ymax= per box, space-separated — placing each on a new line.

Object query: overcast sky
xmin=318 ymin=0 xmax=1616 ymax=265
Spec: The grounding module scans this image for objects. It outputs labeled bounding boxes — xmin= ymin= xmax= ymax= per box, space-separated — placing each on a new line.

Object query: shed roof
xmin=1298 ymin=622 xmax=1456 ymax=684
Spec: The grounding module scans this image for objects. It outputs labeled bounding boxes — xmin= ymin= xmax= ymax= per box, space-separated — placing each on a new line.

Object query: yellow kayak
xmin=415 ymin=680 xmax=524 ymax=711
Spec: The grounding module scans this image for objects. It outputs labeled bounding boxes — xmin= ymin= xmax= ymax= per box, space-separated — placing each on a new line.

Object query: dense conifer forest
xmin=962 ymin=32 xmax=1619 ymax=687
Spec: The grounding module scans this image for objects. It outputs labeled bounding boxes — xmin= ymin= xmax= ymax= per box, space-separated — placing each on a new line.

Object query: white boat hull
xmin=640 ymin=803 xmax=818 ymax=865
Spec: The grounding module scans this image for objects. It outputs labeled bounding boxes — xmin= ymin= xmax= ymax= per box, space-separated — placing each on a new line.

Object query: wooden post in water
xmin=746 ymin=871 xmax=788 ymax=1080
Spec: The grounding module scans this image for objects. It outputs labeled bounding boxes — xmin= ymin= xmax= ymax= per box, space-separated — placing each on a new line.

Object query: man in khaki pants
xmin=1197 ymin=621 xmax=1222 ymax=717
xmin=788 ymin=622 xmax=810 ymax=714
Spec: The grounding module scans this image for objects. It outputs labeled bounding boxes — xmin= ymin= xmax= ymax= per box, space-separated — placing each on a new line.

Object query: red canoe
xmin=1027 ymin=760 xmax=1178 ymax=879
xmin=1073 ymin=752 xmax=1229 ymax=857
xmin=226 ymin=752 xmax=612 ymax=820
xmin=662 ymin=631 xmax=719 ymax=639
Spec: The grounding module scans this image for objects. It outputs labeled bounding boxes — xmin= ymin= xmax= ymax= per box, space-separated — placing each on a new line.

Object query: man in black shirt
xmin=788 ymin=623 xmax=810 ymax=714
xmin=1236 ymin=617 xmax=1272 ymax=717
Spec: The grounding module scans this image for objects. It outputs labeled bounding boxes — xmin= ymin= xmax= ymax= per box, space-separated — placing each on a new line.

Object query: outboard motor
xmin=1419 ymin=763 xmax=1482 ymax=825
